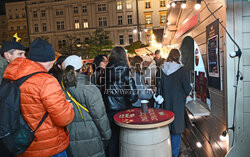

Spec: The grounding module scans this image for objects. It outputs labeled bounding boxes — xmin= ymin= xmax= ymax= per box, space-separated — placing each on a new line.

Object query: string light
xmin=196 ymin=142 xmax=202 ymax=148
xmin=167 ymin=3 xmax=171 ymax=8
xmin=171 ymin=2 xmax=176 ymax=8
xmin=195 ymin=0 xmax=201 ymax=10
xmin=181 ymin=2 xmax=186 ymax=9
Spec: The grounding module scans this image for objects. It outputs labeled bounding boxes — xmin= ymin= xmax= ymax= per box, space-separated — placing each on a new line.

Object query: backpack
xmin=0 ymin=72 xmax=48 ymax=155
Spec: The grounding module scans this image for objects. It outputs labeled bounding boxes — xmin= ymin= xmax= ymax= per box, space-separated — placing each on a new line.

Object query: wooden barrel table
xmin=114 ymin=108 xmax=174 ymax=157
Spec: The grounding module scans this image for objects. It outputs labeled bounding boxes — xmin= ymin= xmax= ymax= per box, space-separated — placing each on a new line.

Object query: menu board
xmin=206 ymin=19 xmax=221 ymax=90
xmin=207 ymin=35 xmax=219 ymax=77
xmin=114 ymin=108 xmax=174 ymax=125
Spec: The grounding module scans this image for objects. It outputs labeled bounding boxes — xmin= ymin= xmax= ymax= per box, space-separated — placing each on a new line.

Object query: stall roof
xmin=135 ymin=46 xmax=158 ymax=56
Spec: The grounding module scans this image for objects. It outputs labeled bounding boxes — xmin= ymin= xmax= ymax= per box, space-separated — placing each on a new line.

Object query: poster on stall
xmin=206 ymin=20 xmax=221 ymax=90
xmin=194 ymin=41 xmax=211 ymax=110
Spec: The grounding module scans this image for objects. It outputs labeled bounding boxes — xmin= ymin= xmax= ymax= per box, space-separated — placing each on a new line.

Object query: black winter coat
xmin=159 ymin=66 xmax=191 ymax=134
xmin=103 ymin=63 xmax=138 ymax=113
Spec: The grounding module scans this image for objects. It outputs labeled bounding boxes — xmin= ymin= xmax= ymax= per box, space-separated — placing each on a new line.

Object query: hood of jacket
xmin=4 ymin=58 xmax=47 ymax=80
xmin=162 ymin=61 xmax=182 ymax=76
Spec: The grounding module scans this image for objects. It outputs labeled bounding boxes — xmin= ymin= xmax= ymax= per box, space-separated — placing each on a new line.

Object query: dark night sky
xmin=0 ymin=0 xmax=23 ymax=15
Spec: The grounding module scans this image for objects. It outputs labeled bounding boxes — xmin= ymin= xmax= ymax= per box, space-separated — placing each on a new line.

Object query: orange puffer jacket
xmin=4 ymin=58 xmax=75 ymax=157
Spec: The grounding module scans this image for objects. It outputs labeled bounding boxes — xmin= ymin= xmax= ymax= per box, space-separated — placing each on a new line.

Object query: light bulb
xmin=167 ymin=4 xmax=171 ymax=8
xmin=171 ymin=2 xmax=176 ymax=8
xmin=195 ymin=3 xmax=201 ymax=10
xmin=196 ymin=142 xmax=202 ymax=148
xmin=181 ymin=3 xmax=186 ymax=9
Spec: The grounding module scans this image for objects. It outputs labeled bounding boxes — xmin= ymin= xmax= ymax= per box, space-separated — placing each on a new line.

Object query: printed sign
xmin=206 ymin=20 xmax=221 ymax=90
xmin=114 ymin=108 xmax=174 ymax=125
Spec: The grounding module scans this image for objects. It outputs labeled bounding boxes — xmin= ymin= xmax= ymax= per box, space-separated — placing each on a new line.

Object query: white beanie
xmin=63 ymin=55 xmax=83 ymax=70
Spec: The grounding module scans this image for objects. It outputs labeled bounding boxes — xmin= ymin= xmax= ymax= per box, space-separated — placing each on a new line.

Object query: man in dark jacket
xmin=0 ymin=38 xmax=26 ymax=85
xmin=154 ymin=49 xmax=164 ymax=67
xmin=0 ymin=38 xmax=26 ymax=157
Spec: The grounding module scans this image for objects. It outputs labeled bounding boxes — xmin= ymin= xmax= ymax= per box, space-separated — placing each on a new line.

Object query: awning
xmin=135 ymin=46 xmax=158 ymax=56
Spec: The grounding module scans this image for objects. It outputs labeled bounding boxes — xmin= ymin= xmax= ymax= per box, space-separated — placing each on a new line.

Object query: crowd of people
xmin=0 ymin=38 xmax=192 ymax=157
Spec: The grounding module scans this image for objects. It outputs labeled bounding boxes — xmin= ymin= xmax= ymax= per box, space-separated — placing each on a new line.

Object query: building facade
xmin=5 ymin=1 xmax=29 ymax=46
xmin=23 ymin=0 xmax=167 ymax=53
xmin=0 ymin=15 xmax=8 ymax=45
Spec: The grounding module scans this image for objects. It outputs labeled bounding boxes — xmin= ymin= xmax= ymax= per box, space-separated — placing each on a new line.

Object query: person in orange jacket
xmin=3 ymin=38 xmax=75 ymax=157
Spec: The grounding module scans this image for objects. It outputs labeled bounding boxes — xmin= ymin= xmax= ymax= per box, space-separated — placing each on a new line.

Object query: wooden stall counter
xmin=114 ymin=108 xmax=174 ymax=157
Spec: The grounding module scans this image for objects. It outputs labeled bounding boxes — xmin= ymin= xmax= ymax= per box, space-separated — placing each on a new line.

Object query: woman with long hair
xmin=130 ymin=56 xmax=153 ymax=107
xmin=49 ymin=55 xmax=67 ymax=82
xmin=91 ymin=54 xmax=108 ymax=91
xmin=61 ymin=55 xmax=111 ymax=157
xmin=157 ymin=49 xmax=192 ymax=157
xmin=103 ymin=46 xmax=138 ymax=157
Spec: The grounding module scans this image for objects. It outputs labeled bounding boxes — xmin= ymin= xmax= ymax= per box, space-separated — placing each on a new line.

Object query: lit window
xmin=160 ymin=14 xmax=166 ymax=23
xmin=126 ymin=1 xmax=132 ymax=9
xmin=127 ymin=15 xmax=132 ymax=24
xmin=145 ymin=2 xmax=151 ymax=8
xmin=119 ymin=35 xmax=124 ymax=45
xmin=83 ymin=19 xmax=88 ymax=28
xmin=145 ymin=15 xmax=152 ymax=24
xmin=118 ymin=16 xmax=123 ymax=25
xmin=75 ymin=20 xmax=80 ymax=29
xmin=82 ymin=5 xmax=87 ymax=13
xmin=160 ymin=0 xmax=166 ymax=7
xmin=117 ymin=2 xmax=122 ymax=10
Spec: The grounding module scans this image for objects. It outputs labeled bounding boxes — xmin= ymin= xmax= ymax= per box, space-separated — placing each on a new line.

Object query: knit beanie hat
xmin=63 ymin=55 xmax=82 ymax=70
xmin=0 ymin=38 xmax=27 ymax=55
xmin=28 ymin=38 xmax=55 ymax=62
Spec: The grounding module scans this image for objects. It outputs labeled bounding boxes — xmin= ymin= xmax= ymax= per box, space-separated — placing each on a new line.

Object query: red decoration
xmin=114 ymin=108 xmax=174 ymax=125
xmin=175 ymin=11 xmax=200 ymax=39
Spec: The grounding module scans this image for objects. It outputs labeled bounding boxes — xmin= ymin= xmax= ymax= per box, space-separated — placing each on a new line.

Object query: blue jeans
xmin=52 ymin=150 xmax=67 ymax=157
xmin=171 ymin=134 xmax=181 ymax=157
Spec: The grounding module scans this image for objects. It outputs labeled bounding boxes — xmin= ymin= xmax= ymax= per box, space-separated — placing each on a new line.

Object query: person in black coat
xmin=157 ymin=49 xmax=192 ymax=157
xmin=91 ymin=54 xmax=108 ymax=92
xmin=103 ymin=46 xmax=138 ymax=157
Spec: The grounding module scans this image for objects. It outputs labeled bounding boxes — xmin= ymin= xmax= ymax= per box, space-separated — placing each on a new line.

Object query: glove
xmin=153 ymin=94 xmax=164 ymax=104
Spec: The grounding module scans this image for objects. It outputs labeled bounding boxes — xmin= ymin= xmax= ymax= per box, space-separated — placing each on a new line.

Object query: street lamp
xmin=135 ymin=0 xmax=140 ymax=41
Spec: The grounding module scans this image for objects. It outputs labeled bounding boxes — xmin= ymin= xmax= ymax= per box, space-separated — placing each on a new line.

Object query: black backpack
xmin=0 ymin=72 xmax=48 ymax=155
